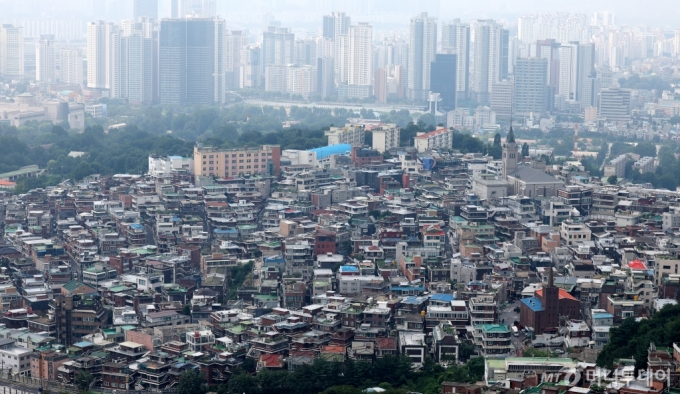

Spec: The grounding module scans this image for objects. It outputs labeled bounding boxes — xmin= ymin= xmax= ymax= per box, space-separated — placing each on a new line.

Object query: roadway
xmin=241 ymin=98 xmax=427 ymax=114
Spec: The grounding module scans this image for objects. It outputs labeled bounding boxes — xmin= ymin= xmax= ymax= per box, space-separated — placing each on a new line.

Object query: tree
xmin=670 ymin=115 xmax=680 ymax=125
xmin=178 ymin=369 xmax=205 ymax=394
xmin=182 ymin=304 xmax=191 ymax=315
xmin=493 ymin=133 xmax=501 ymax=146
xmin=75 ymin=371 xmax=94 ymax=392
xmin=521 ymin=143 xmax=530 ymax=158
xmin=607 ymin=175 xmax=618 ymax=185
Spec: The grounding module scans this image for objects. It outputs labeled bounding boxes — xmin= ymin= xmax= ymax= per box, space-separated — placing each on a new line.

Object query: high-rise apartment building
xmin=374 ymin=67 xmax=388 ymax=104
xmin=441 ymin=20 xmax=470 ymax=100
xmin=159 ymin=18 xmax=224 ymax=105
xmin=323 ymin=12 xmax=350 ymax=40
xmin=133 ymin=0 xmax=158 ymax=20
xmin=558 ymin=41 xmax=594 ymax=106
xmin=60 ymin=48 xmax=83 ymax=85
xmin=514 ymin=58 xmax=548 ymax=116
xmin=408 ymin=12 xmax=437 ymax=101
xmin=262 ymin=26 xmax=294 ymax=79
xmin=86 ymin=21 xmax=110 ymax=88
xmin=121 ymin=32 xmax=153 ymax=103
xmin=0 ymin=24 xmax=25 ymax=77
xmin=36 ymin=35 xmax=55 ymax=83
xmin=535 ymin=39 xmax=560 ymax=90
xmin=317 ymin=56 xmax=335 ymax=98
xmin=323 ymin=12 xmax=350 ymax=85
xmin=347 ymin=22 xmax=372 ymax=99
xmin=430 ymin=54 xmax=457 ymax=112
xmin=224 ymin=30 xmax=244 ymax=90
xmin=471 ymin=20 xmax=503 ymax=104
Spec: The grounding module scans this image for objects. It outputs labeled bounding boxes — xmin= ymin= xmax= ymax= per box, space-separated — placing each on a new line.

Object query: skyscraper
xmin=471 ymin=20 xmax=503 ymax=104
xmin=500 ymin=28 xmax=509 ymax=80
xmin=441 ymin=20 xmax=469 ymax=101
xmin=60 ymin=48 xmax=83 ymax=85
xmin=347 ymin=22 xmax=372 ymax=99
xmin=86 ymin=21 xmax=110 ymax=88
xmin=224 ymin=30 xmax=243 ymax=90
xmin=0 ymin=24 xmax=24 ymax=77
xmin=178 ymin=0 xmax=216 ymax=17
xmin=558 ymin=41 xmax=594 ymax=106
xmin=36 ymin=35 xmax=55 ymax=83
xmin=133 ymin=0 xmax=158 ymax=20
xmin=322 ymin=12 xmax=350 ymax=86
xmin=514 ymin=58 xmax=548 ymax=116
xmin=121 ymin=31 xmax=153 ymax=103
xmin=408 ymin=12 xmax=437 ymax=101
xmin=322 ymin=12 xmax=350 ymax=40
xmin=262 ymin=26 xmax=294 ymax=79
xmin=159 ymin=18 xmax=223 ymax=105
xmin=429 ymin=54 xmax=457 ymax=112
xmin=317 ymin=56 xmax=335 ymax=98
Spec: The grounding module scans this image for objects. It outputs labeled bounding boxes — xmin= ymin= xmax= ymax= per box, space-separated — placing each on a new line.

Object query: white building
xmin=325 ymin=124 xmax=365 ymax=146
xmin=0 ymin=24 xmax=24 ymax=77
xmin=148 ymin=155 xmax=194 ymax=176
xmin=633 ymin=156 xmax=655 ymax=174
xmin=371 ymin=124 xmax=400 ymax=153
xmin=441 ymin=19 xmax=470 ymax=97
xmin=408 ymin=12 xmax=437 ymax=101
xmin=86 ymin=20 xmax=111 ymax=89
xmin=471 ymin=20 xmax=503 ymax=103
xmin=0 ymin=339 xmax=32 ymax=376
xmin=347 ymin=22 xmax=372 ymax=99
xmin=35 ymin=35 xmax=55 ymax=83
xmin=60 ymin=48 xmax=83 ymax=85
xmin=414 ymin=127 xmax=453 ymax=153
xmin=338 ymin=275 xmax=382 ymax=296
xmin=560 ymin=219 xmax=592 ymax=246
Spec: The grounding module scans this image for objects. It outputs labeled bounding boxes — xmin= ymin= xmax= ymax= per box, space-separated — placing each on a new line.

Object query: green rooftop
xmin=477 ymin=324 xmax=510 ymax=333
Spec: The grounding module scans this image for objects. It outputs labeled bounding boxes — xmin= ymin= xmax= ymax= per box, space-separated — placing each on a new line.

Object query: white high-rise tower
xmin=36 ymin=35 xmax=55 ymax=83
xmin=408 ymin=12 xmax=437 ymax=101
xmin=0 ymin=24 xmax=24 ymax=77
xmin=347 ymin=22 xmax=372 ymax=99
xmin=87 ymin=21 xmax=109 ymax=88
xmin=442 ymin=19 xmax=470 ymax=100
xmin=471 ymin=19 xmax=503 ymax=104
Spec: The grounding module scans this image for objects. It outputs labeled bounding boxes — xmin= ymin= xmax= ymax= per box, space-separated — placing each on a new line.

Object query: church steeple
xmin=507 ymin=127 xmax=515 ymax=143
xmin=502 ymin=126 xmax=518 ymax=181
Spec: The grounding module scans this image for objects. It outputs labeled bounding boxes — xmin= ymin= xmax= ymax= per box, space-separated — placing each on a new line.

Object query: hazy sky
xmin=0 ymin=0 xmax=677 ymax=30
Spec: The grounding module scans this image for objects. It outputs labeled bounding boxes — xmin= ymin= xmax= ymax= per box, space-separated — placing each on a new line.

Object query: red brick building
xmin=520 ymin=271 xmax=579 ymax=334
xmin=351 ymin=146 xmax=383 ymax=168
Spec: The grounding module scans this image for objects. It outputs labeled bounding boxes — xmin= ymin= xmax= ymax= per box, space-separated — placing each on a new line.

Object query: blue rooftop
xmin=130 ymin=223 xmax=144 ymax=230
xmin=308 ymin=144 xmax=352 ymax=159
xmin=402 ymin=296 xmax=428 ymax=304
xmin=521 ymin=297 xmax=544 ymax=312
xmin=214 ymin=229 xmax=238 ymax=233
xmin=430 ymin=293 xmax=455 ymax=302
xmin=593 ymin=313 xmax=614 ymax=319
xmin=74 ymin=341 xmax=94 ymax=347
xmin=339 ymin=265 xmax=359 ymax=272
xmin=264 ymin=255 xmax=285 ymax=263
